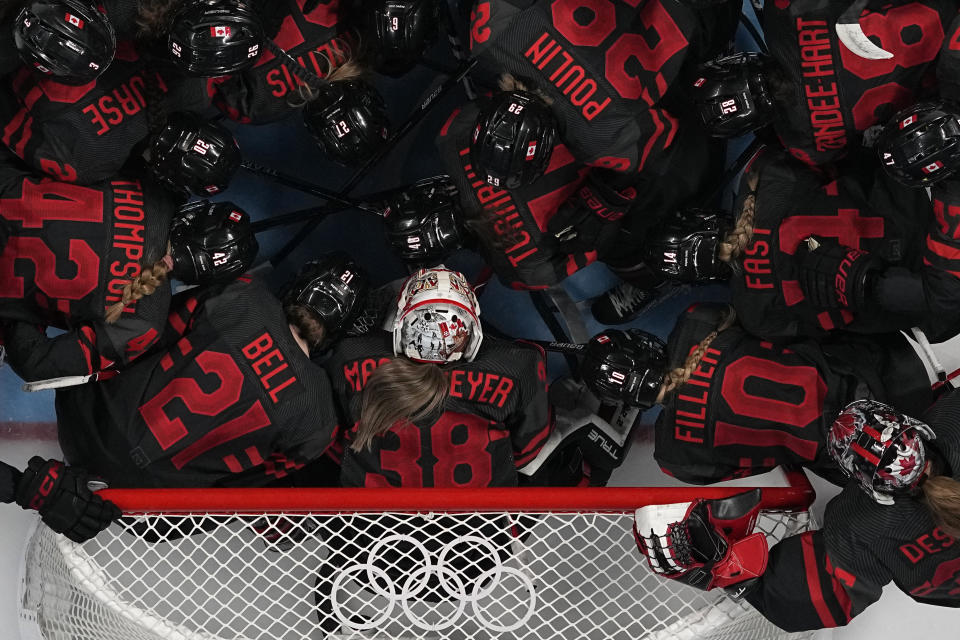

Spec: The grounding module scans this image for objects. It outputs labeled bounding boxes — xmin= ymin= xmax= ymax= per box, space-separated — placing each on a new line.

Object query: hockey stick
xmin=441 ymin=0 xmax=477 ymax=100
xmin=835 ymin=0 xmax=893 ymax=60
xmin=269 ymin=58 xmax=478 ymax=267
xmin=22 ymin=370 xmax=117 ymax=392
xmin=700 ymin=136 xmax=765 ymax=207
xmin=240 ymin=161 xmax=384 ymax=214
xmin=519 ymin=338 xmax=587 ymax=355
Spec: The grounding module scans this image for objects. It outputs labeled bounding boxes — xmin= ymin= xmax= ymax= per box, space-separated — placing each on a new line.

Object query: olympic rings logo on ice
xmin=330 ymin=534 xmax=537 ymax=633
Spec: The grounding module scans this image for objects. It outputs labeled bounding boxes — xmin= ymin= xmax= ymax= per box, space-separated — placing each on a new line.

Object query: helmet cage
xmin=828 ymin=399 xmax=936 ymax=505
xmin=393 ymin=268 xmax=482 ymax=363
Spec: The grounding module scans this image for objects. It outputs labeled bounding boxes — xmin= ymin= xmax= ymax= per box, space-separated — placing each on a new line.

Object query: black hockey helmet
xmin=13 ymin=0 xmax=116 ymax=85
xmin=168 ymin=200 xmax=258 ymax=284
xmin=581 ymin=329 xmax=666 ymax=409
xmin=644 ymin=208 xmax=732 ymax=284
xmin=281 ymin=253 xmax=369 ymax=349
xmin=691 ymin=52 xmax=774 ymax=138
xmin=303 ymin=79 xmax=390 ymax=166
xmin=149 ymin=112 xmax=242 ymax=197
xmin=876 ymin=101 xmax=960 ymax=187
xmin=168 ymin=0 xmax=264 ymax=77
xmin=355 ymin=0 xmax=440 ymax=77
xmin=471 ymin=90 xmax=557 ymax=189
xmin=383 ymin=175 xmax=469 ymax=264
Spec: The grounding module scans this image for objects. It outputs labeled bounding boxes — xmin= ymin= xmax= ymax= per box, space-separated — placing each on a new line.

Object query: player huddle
xmin=1 ymin=0 xmax=960 ymax=634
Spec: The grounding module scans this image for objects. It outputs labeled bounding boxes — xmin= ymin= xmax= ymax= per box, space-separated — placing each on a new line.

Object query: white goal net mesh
xmin=20 ymin=502 xmax=815 ymax=640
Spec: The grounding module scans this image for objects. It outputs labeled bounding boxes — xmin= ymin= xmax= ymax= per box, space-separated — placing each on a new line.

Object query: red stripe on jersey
xmin=825 ymin=555 xmax=854 ymax=622
xmin=160 ymin=353 xmax=174 ymax=371
xmin=439 ymin=108 xmax=461 ymax=137
xmin=782 ymin=280 xmax=804 ymax=306
xmin=223 ymin=454 xmax=243 ymax=473
xmin=3 ymin=106 xmax=29 ymax=147
xmin=14 ymin=116 xmax=33 ymax=157
xmin=177 ymin=337 xmax=192 ymax=356
xmin=171 ymin=400 xmax=271 ymax=470
xmin=168 ymin=309 xmax=187 ymax=335
xmin=817 ymin=311 xmax=835 ymax=330
xmin=245 ymin=446 xmax=263 ymax=466
xmin=638 ymin=109 xmax=665 ymax=172
xmin=78 ymin=326 xmax=96 ymax=374
xmin=851 ymin=441 xmax=881 ymax=466
xmin=926 ymin=235 xmax=960 ymax=261
xmin=801 ymin=531 xmax=837 ymax=628
xmin=714 ymin=421 xmax=819 ymax=461
xmin=922 ymin=257 xmax=960 ymax=279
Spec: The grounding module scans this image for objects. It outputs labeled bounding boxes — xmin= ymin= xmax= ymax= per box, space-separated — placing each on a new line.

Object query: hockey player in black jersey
xmin=0 ymin=1 xmax=213 ymax=185
xmin=586 ymin=302 xmax=936 ymax=485
xmin=325 ymin=267 xmax=554 ymax=488
xmin=52 ymin=255 xmax=364 ymax=488
xmin=0 ymin=154 xmax=257 ymax=381
xmin=0 ymin=456 xmax=120 ymax=542
xmin=645 ymin=147 xmax=960 ymax=341
xmin=634 ymin=391 xmax=960 ymax=631
xmin=692 ymin=0 xmax=955 ymax=169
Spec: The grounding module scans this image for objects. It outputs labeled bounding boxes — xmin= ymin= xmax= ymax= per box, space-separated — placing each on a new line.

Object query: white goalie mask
xmin=393 ymin=267 xmax=482 ymax=363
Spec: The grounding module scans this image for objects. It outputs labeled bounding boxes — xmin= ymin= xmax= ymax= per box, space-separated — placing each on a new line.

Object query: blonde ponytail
xmin=718 ymin=172 xmax=760 ymax=262
xmin=659 ymin=308 xmax=737 ymax=400
xmin=352 ymin=358 xmax=449 ymax=452
xmin=104 ymin=257 xmax=171 ymax=324
xmin=499 ymin=73 xmax=554 ymax=105
xmin=922 ymin=475 xmax=960 ymax=539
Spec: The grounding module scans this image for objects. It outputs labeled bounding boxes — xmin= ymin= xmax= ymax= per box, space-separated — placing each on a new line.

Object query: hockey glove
xmin=15 ymin=457 xmax=121 ymax=543
xmin=643 ymin=208 xmax=732 ymax=284
xmin=547 ymin=173 xmax=632 ymax=255
xmin=796 ymin=236 xmax=882 ymax=311
xmin=633 ymin=489 xmax=768 ymax=593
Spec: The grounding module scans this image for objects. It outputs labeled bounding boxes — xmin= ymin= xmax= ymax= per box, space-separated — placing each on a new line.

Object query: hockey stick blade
xmin=23 ymin=373 xmax=96 ymax=391
xmin=835 ymin=0 xmax=892 ymax=60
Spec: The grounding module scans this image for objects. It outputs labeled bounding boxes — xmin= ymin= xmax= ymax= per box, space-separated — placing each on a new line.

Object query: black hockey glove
xmin=796 ymin=236 xmax=882 ymax=311
xmin=15 ymin=457 xmax=121 ymax=543
xmin=643 ymin=209 xmax=732 ymax=283
xmin=547 ymin=173 xmax=632 ymax=255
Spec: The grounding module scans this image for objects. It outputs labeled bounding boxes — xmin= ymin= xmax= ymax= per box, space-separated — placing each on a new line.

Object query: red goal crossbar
xmin=99 ymin=470 xmax=815 ymax=514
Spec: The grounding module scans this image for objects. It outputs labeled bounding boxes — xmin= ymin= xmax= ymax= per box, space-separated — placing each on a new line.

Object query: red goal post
xmin=20 ymin=473 xmax=817 ymax=640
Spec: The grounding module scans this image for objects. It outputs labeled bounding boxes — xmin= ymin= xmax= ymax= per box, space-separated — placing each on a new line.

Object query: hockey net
xmin=19 ymin=476 xmax=817 ymax=640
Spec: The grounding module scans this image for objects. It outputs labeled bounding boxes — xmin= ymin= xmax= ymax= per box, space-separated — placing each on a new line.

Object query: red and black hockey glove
xmin=547 ymin=172 xmax=633 ymax=255
xmin=633 ymin=490 xmax=768 ymax=595
xmin=796 ymin=236 xmax=882 ymax=311
xmin=14 ymin=457 xmax=121 ymax=543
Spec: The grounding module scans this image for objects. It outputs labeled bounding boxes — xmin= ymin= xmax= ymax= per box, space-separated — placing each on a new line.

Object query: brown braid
xmin=717 ymin=171 xmax=760 ymax=262
xmin=104 ymin=258 xmax=172 ymax=324
xmin=498 ymin=73 xmax=554 ymax=105
xmin=659 ymin=307 xmax=737 ymax=401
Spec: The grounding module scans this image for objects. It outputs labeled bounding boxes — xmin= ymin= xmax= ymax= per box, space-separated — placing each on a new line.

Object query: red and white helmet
xmin=393 ymin=267 xmax=482 ymax=364
xmin=828 ymin=399 xmax=936 ymax=505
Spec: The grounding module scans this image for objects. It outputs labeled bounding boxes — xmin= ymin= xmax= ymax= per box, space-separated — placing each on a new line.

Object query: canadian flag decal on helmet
xmin=693 ymin=77 xmax=706 ymax=87
xmin=900 ymin=115 xmax=917 ymax=129
xmin=229 ymin=211 xmax=243 ymax=222
xmin=65 ymin=13 xmax=84 ymax=28
xmin=211 ymin=26 xmax=231 ymax=38
xmin=922 ymin=161 xmax=944 ymax=174
xmin=526 ymin=141 xmax=538 ymax=159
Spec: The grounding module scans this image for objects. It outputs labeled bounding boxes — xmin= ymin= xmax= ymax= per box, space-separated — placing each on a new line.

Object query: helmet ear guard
xmin=281 ymin=253 xmax=370 ymax=351
xmin=167 ymin=0 xmax=264 ymax=77
xmin=168 ymin=200 xmax=258 ymax=284
xmin=149 ymin=112 xmax=242 ymax=197
xmin=14 ymin=0 xmax=116 ymax=85
xmin=828 ymin=399 xmax=936 ymax=505
xmin=383 ymin=176 xmax=469 ymax=265
xmin=392 ymin=267 xmax=482 ymax=364
xmin=581 ymin=329 xmax=667 ymax=409
xmin=470 ymin=90 xmax=558 ymax=189
xmin=876 ymin=101 xmax=960 ymax=187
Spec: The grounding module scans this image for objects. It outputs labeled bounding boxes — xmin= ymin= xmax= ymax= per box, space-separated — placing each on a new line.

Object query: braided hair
xmin=658 ymin=306 xmax=737 ymax=401
xmin=104 ymin=256 xmax=172 ymax=323
xmin=717 ymin=171 xmax=759 ymax=262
